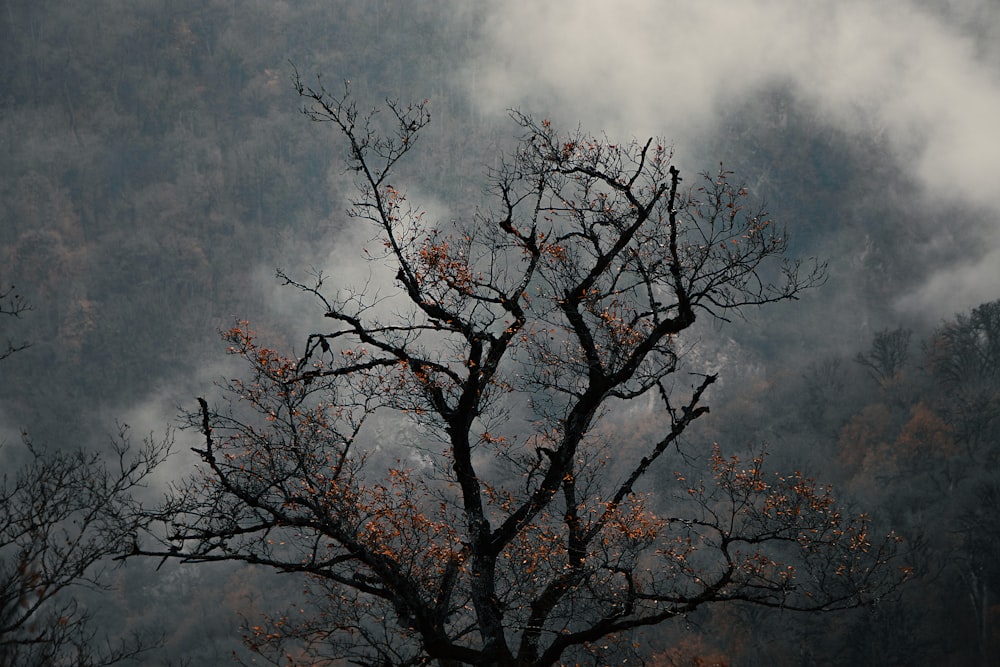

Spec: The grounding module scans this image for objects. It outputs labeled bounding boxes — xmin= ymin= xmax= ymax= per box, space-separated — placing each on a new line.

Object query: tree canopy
xmin=0 ymin=429 xmax=169 ymax=667
xmin=136 ymin=83 xmax=906 ymax=667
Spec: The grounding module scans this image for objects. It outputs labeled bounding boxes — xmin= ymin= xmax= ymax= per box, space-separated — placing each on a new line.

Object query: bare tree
xmin=855 ymin=327 xmax=912 ymax=389
xmin=1 ymin=286 xmax=170 ymax=665
xmin=138 ymin=82 xmax=907 ymax=666
xmin=927 ymin=300 xmax=1000 ymax=389
xmin=926 ymin=299 xmax=1000 ymax=457
xmin=0 ymin=427 xmax=170 ymax=667
xmin=0 ymin=285 xmax=30 ymax=362
xmin=955 ymin=480 xmax=1000 ymax=667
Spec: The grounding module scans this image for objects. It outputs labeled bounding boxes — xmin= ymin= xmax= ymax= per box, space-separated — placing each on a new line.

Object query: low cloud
xmin=465 ymin=0 xmax=1000 ymax=319
xmin=896 ymin=245 xmax=1000 ymax=319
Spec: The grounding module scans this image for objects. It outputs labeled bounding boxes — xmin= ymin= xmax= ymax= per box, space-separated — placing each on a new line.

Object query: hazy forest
xmin=2 ymin=2 xmax=999 ymax=665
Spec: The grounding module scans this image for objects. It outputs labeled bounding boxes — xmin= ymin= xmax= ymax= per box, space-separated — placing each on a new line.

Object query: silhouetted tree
xmin=955 ymin=480 xmax=1000 ymax=667
xmin=0 ymin=426 xmax=170 ymax=667
xmin=0 ymin=281 xmax=167 ymax=664
xmin=137 ymin=83 xmax=907 ymax=667
xmin=0 ymin=286 xmax=30 ymax=363
xmin=856 ymin=327 xmax=911 ymax=390
xmin=926 ymin=300 xmax=1000 ymax=458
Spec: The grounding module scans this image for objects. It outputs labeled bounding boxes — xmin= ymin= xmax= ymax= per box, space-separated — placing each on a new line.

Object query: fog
xmin=1 ymin=1 xmax=998 ymax=664
xmin=469 ymin=0 xmax=1000 ymax=320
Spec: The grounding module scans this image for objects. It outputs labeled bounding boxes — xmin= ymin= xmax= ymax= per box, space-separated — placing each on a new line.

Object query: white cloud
xmin=465 ymin=0 xmax=1000 ymax=319
xmin=896 ymin=245 xmax=1000 ymax=319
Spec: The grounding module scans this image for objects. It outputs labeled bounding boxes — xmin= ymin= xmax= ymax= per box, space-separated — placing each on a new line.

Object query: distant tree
xmin=927 ymin=300 xmax=1000 ymax=389
xmin=855 ymin=327 xmax=911 ymax=390
xmin=0 ymin=427 xmax=171 ymax=667
xmin=137 ymin=83 xmax=907 ymax=666
xmin=830 ymin=301 xmax=1000 ymax=666
xmin=926 ymin=300 xmax=1000 ymax=457
xmin=956 ymin=480 xmax=1000 ymax=667
xmin=800 ymin=355 xmax=851 ymax=435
